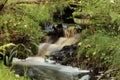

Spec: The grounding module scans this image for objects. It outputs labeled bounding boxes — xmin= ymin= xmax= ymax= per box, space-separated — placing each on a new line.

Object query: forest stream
xmin=1 ymin=1 xmax=120 ymax=80
xmin=11 ymin=24 xmax=93 ymax=80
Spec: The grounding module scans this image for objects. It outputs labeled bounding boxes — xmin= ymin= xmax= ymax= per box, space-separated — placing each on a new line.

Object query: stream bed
xmin=11 ymin=24 xmax=95 ymax=80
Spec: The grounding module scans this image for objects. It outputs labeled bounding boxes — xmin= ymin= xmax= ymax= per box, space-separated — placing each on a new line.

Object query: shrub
xmin=77 ymin=30 xmax=116 ymax=67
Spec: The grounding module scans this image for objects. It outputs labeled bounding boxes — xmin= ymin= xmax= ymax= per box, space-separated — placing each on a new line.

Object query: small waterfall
xmin=37 ymin=24 xmax=80 ymax=57
xmin=12 ymin=24 xmax=91 ymax=80
xmin=12 ymin=57 xmax=90 ymax=80
xmin=64 ymin=27 xmax=78 ymax=37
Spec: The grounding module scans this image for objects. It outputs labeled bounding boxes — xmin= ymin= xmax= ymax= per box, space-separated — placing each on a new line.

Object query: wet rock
xmin=45 ymin=24 xmax=64 ymax=37
xmin=79 ymin=75 xmax=91 ymax=80
xmin=0 ymin=54 xmax=3 ymax=60
xmin=51 ymin=43 xmax=78 ymax=65
xmin=44 ymin=24 xmax=66 ymax=43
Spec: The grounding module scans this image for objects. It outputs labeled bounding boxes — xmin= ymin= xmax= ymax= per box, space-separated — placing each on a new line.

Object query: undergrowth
xmin=0 ymin=61 xmax=29 ymax=80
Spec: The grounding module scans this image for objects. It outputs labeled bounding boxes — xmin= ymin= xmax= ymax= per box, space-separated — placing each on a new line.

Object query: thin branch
xmin=11 ymin=0 xmax=57 ymax=4
xmin=97 ymin=68 xmax=120 ymax=80
xmin=0 ymin=0 xmax=8 ymax=11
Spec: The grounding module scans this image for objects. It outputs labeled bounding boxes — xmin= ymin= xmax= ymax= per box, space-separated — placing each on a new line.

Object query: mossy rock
xmin=73 ymin=18 xmax=90 ymax=25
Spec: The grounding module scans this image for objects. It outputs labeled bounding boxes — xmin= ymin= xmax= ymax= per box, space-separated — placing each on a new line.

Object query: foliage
xmin=0 ymin=10 xmax=45 ymax=44
xmin=77 ymin=29 xmax=120 ymax=78
xmin=0 ymin=61 xmax=30 ymax=80
xmin=0 ymin=43 xmax=16 ymax=55
xmin=73 ymin=0 xmax=120 ymax=78
xmin=112 ymin=35 xmax=120 ymax=68
xmin=0 ymin=0 xmax=71 ymax=45
xmin=0 ymin=42 xmax=38 ymax=66
xmin=78 ymin=30 xmax=113 ymax=66
xmin=72 ymin=0 xmax=120 ymax=34
xmin=4 ymin=44 xmax=31 ymax=65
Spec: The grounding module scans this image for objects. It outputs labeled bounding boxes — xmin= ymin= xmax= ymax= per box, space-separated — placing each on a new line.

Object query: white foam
xmin=12 ymin=57 xmax=90 ymax=76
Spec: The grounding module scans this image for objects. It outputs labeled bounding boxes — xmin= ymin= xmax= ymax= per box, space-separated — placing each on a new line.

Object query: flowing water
xmin=12 ymin=24 xmax=91 ymax=80
xmin=37 ymin=34 xmax=79 ymax=57
xmin=13 ymin=57 xmax=90 ymax=80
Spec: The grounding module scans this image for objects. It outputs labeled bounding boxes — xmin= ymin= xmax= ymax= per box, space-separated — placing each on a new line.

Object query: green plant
xmin=0 ymin=43 xmax=16 ymax=61
xmin=0 ymin=61 xmax=30 ymax=80
xmin=3 ymin=43 xmax=34 ymax=66
xmin=77 ymin=30 xmax=114 ymax=67
xmin=72 ymin=0 xmax=120 ymax=35
xmin=0 ymin=43 xmax=16 ymax=54
xmin=0 ymin=0 xmax=71 ymax=45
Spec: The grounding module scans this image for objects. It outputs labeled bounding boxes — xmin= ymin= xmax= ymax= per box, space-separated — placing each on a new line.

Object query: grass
xmin=0 ymin=61 xmax=29 ymax=80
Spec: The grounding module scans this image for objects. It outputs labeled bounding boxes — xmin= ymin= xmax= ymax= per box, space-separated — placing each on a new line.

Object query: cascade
xmin=37 ymin=24 xmax=80 ymax=57
xmin=12 ymin=24 xmax=92 ymax=80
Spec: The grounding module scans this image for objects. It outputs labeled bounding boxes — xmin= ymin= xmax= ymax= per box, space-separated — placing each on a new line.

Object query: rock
xmin=51 ymin=43 xmax=78 ymax=65
xmin=15 ymin=74 xmax=20 ymax=78
xmin=45 ymin=24 xmax=64 ymax=37
xmin=79 ymin=75 xmax=91 ymax=80
xmin=0 ymin=54 xmax=3 ymax=60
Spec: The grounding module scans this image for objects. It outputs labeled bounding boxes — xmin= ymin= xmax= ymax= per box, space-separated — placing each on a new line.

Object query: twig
xmin=97 ymin=68 xmax=120 ymax=80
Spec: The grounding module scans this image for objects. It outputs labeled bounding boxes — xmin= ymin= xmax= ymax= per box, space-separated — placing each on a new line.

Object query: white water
xmin=12 ymin=27 xmax=90 ymax=80
xmin=38 ymin=34 xmax=79 ymax=57
xmin=12 ymin=57 xmax=90 ymax=80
